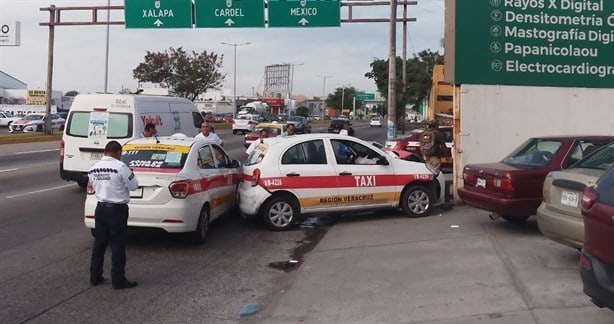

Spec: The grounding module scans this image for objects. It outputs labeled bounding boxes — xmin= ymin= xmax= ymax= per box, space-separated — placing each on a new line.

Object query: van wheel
xmin=262 ymin=195 xmax=299 ymax=231
xmin=191 ymin=205 xmax=210 ymax=244
xmin=232 ymin=130 xmax=238 ymax=135
xmin=77 ymin=180 xmax=88 ymax=189
xmin=60 ymin=125 xmax=65 ymax=131
xmin=400 ymin=184 xmax=434 ymax=217
xmin=90 ymin=228 xmax=96 ymax=238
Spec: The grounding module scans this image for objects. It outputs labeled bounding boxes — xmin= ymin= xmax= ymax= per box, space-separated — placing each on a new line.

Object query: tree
xmin=365 ymin=49 xmax=444 ymax=124
xmin=65 ymin=90 xmax=79 ymax=97
xmin=326 ymin=86 xmax=357 ymax=114
xmin=133 ymin=47 xmax=226 ymax=101
xmin=296 ymin=106 xmax=310 ymax=117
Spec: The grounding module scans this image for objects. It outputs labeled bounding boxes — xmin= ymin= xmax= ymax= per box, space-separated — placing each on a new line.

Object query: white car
xmin=238 ymin=134 xmax=448 ymax=231
xmin=8 ymin=113 xmax=65 ymax=133
xmin=370 ymin=117 xmax=382 ymax=127
xmin=84 ymin=136 xmax=243 ymax=244
xmin=0 ymin=112 xmax=22 ymax=127
xmin=232 ymin=114 xmax=260 ymax=135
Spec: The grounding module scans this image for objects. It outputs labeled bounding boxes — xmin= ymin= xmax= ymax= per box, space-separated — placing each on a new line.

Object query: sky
xmin=0 ymin=0 xmax=445 ymax=98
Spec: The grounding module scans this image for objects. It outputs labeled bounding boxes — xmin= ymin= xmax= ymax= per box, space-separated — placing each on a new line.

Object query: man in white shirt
xmin=246 ymin=128 xmax=269 ymax=155
xmin=280 ymin=123 xmax=296 ymax=137
xmin=195 ymin=121 xmax=223 ymax=146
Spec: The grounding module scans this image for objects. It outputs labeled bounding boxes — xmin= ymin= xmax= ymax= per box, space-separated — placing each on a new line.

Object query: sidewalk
xmin=248 ymin=205 xmax=612 ymax=323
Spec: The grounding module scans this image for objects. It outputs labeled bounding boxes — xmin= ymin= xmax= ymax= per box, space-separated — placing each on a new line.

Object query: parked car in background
xmin=328 ymin=118 xmax=353 ymax=134
xmin=385 ymin=125 xmax=454 ymax=168
xmin=277 ymin=114 xmax=289 ymax=122
xmin=222 ymin=113 xmax=234 ymax=123
xmin=370 ymin=117 xmax=382 ymax=127
xmin=0 ymin=111 xmax=22 ymax=127
xmin=238 ymin=134 xmax=448 ymax=231
xmin=285 ymin=115 xmax=311 ymax=134
xmin=537 ymin=143 xmax=614 ymax=249
xmin=457 ymin=136 xmax=614 ymax=223
xmin=233 ymin=114 xmax=260 ymax=135
xmin=8 ymin=113 xmax=66 ymax=133
xmin=243 ymin=122 xmax=286 ymax=148
xmin=84 ymin=136 xmax=242 ymax=244
xmin=580 ymin=164 xmax=614 ymax=311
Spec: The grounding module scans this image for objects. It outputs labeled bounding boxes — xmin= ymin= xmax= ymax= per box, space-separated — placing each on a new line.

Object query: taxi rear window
xmin=122 ymin=144 xmax=189 ymax=169
xmin=245 ymin=143 xmax=269 ymax=166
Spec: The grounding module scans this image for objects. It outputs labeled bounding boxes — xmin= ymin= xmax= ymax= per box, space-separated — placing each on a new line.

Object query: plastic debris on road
xmin=450 ymin=225 xmax=460 ymax=228
xmin=300 ymin=215 xmax=334 ymax=228
xmin=268 ymin=259 xmax=300 ymax=272
xmin=239 ymin=303 xmax=260 ymax=317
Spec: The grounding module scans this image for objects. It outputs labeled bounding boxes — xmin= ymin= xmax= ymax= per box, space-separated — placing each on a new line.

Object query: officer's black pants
xmin=90 ymin=203 xmax=129 ymax=285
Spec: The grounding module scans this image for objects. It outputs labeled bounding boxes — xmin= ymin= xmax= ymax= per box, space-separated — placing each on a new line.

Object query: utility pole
xmin=221 ymin=42 xmax=251 ymax=120
xmin=387 ymin=0 xmax=397 ymax=140
xmin=317 ymin=75 xmax=332 ymax=118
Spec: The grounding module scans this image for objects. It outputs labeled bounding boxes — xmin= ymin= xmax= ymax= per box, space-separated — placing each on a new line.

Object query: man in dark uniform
xmin=89 ymin=141 xmax=139 ymax=289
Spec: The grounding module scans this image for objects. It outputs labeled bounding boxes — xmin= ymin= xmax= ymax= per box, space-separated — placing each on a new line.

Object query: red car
xmin=580 ymin=165 xmax=614 ymax=311
xmin=385 ymin=126 xmax=454 ymax=167
xmin=457 ymin=135 xmax=614 ymax=223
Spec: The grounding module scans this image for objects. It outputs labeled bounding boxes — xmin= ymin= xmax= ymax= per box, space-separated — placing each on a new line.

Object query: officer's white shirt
xmin=88 ymin=156 xmax=139 ymax=204
xmin=195 ymin=132 xmax=223 ymax=146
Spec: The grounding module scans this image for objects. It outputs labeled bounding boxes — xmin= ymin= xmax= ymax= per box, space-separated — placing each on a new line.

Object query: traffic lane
xmin=0 ymin=209 xmax=312 ymax=323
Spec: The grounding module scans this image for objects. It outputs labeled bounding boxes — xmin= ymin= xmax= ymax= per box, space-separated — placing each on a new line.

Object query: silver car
xmin=537 ymin=142 xmax=614 ymax=249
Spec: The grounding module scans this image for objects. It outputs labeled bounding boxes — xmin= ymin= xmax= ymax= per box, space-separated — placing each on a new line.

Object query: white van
xmin=60 ymin=94 xmax=204 ymax=187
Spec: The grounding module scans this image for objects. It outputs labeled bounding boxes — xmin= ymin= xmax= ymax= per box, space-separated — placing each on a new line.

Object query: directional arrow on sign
xmin=225 ymin=18 xmax=235 ymax=26
xmin=153 ymin=19 xmax=163 ymax=27
xmin=298 ymin=18 xmax=309 ymax=26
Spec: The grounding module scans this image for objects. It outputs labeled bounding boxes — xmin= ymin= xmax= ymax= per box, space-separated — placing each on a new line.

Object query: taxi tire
xmin=401 ymin=184 xmax=434 ymax=218
xmin=191 ymin=206 xmax=210 ymax=244
xmin=262 ymin=195 xmax=298 ymax=231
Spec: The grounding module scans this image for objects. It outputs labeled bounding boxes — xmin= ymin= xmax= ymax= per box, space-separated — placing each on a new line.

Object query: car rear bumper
xmin=237 ymin=182 xmax=271 ymax=217
xmin=84 ymin=197 xmax=200 ymax=233
xmin=457 ymin=187 xmax=539 ymax=217
xmin=536 ymin=203 xmax=584 ymax=249
xmin=580 ymin=249 xmax=614 ymax=311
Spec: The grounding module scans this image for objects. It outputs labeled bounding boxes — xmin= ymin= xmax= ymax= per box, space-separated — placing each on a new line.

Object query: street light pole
xmin=317 ymin=75 xmax=332 ymax=118
xmin=221 ymin=42 xmax=250 ymax=120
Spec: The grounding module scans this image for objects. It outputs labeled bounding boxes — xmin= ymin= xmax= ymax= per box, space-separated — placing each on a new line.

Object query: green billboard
xmin=454 ymin=0 xmax=614 ymax=88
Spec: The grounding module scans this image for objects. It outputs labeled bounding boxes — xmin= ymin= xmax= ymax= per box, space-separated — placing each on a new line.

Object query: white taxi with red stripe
xmin=238 ymin=134 xmax=447 ymax=231
xmin=84 ymin=135 xmax=242 ymax=244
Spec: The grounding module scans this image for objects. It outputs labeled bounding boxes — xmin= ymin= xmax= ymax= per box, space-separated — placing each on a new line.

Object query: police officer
xmin=89 ymin=141 xmax=139 ymax=289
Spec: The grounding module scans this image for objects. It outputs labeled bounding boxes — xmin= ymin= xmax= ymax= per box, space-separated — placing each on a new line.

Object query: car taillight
xmin=494 ymin=178 xmax=513 ymax=192
xmin=581 ymin=186 xmax=597 ymax=209
xmin=579 ymin=254 xmax=591 ymax=269
xmin=86 ymin=182 xmax=95 ymax=195
xmin=60 ymin=139 xmax=65 ymax=160
xmin=463 ymin=172 xmax=476 ymax=185
xmin=169 ymin=180 xmax=190 ymax=198
xmin=252 ymin=169 xmax=261 ymax=187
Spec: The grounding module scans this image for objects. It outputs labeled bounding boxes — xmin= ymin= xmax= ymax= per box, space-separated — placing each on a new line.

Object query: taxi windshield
xmin=122 ymin=144 xmax=189 ymax=169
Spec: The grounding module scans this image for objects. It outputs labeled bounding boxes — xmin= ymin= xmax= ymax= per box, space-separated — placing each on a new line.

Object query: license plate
xmin=91 ymin=152 xmax=102 ymax=160
xmin=130 ymin=187 xmax=143 ymax=198
xmin=476 ymin=177 xmax=486 ymax=188
xmin=561 ymin=191 xmax=578 ymax=207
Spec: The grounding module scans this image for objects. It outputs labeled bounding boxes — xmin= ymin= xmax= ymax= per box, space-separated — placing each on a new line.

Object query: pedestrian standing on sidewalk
xmin=88 ymin=140 xmax=139 ymax=289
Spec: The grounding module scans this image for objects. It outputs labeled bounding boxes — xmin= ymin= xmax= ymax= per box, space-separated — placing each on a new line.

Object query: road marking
xmin=13 ymin=148 xmax=60 ymax=155
xmin=6 ymin=184 xmax=74 ymax=199
xmin=0 ymin=168 xmax=18 ymax=173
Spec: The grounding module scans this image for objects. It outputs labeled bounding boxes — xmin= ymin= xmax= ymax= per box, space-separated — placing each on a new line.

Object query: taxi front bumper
xmin=237 ymin=182 xmax=271 ymax=217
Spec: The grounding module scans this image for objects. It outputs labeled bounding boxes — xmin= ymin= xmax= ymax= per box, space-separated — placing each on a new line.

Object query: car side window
xmin=198 ymin=145 xmax=215 ymax=169
xmin=281 ymin=143 xmax=308 ymax=164
xmin=211 ymin=144 xmax=230 ymax=168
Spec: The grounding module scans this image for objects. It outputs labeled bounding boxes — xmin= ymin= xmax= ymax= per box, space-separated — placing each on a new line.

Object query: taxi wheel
xmin=192 ymin=206 xmax=210 ymax=244
xmin=401 ymin=184 xmax=434 ymax=217
xmin=262 ymin=195 xmax=298 ymax=231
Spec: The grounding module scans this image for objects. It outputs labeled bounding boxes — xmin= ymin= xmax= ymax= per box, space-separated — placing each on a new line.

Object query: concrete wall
xmin=459 ymin=85 xmax=614 ymax=166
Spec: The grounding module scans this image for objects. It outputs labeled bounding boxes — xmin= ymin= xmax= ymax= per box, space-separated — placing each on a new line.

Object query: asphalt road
xmin=0 ymin=122 xmax=386 ymax=323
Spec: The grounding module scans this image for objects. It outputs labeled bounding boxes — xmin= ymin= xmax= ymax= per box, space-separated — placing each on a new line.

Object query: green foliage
xmin=133 ymin=47 xmax=226 ymax=101
xmin=326 ymin=86 xmax=357 ymax=113
xmin=295 ymin=106 xmax=310 ymax=117
xmin=64 ymin=90 xmax=79 ymax=97
xmin=364 ymin=49 xmax=444 ymax=123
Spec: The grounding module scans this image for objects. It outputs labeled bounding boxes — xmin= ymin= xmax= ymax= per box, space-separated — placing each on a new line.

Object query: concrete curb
xmin=0 ymin=134 xmax=62 ymax=145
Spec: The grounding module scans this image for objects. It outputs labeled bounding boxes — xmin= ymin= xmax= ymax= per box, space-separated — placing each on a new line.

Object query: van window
xmin=67 ymin=112 xmax=133 ymax=138
xmin=192 ymin=112 xmax=204 ymax=128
